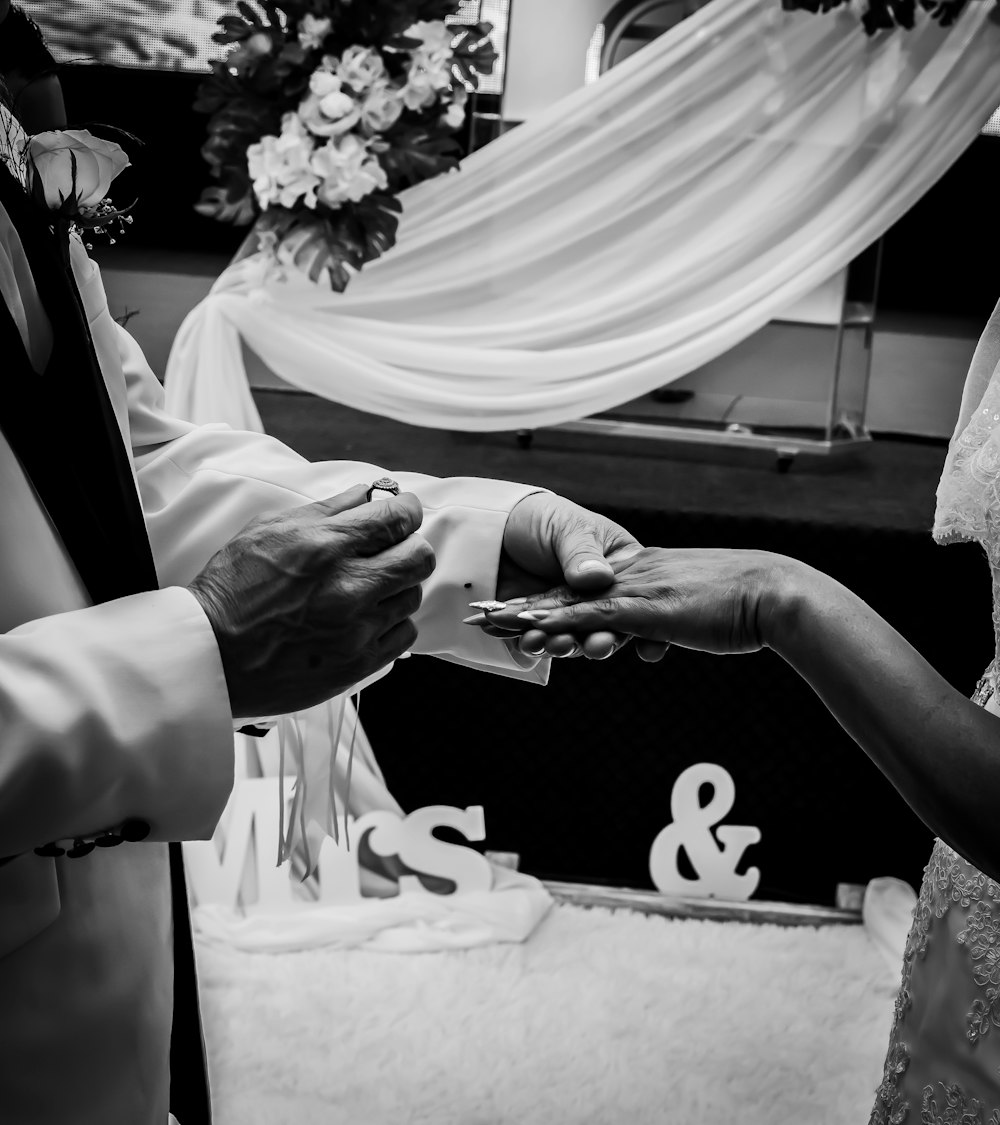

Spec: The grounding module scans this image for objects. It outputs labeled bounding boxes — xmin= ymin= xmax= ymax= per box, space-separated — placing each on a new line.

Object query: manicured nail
xmin=462 ymin=613 xmax=487 ymax=625
xmin=506 ymin=596 xmax=528 ymax=605
xmin=517 ymin=610 xmax=550 ymax=622
xmin=578 ymin=560 xmax=611 ymax=573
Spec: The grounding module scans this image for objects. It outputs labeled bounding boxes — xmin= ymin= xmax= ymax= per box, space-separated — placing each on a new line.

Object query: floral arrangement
xmin=195 ymin=1 xmax=497 ymax=290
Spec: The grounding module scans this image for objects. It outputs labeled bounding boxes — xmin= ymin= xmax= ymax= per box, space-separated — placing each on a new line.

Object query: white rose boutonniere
xmin=28 ymin=129 xmax=130 ymax=211
xmin=25 ymin=128 xmax=134 ymax=255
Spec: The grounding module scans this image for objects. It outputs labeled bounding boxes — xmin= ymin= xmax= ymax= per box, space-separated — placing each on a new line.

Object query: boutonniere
xmin=26 ymin=129 xmax=134 ymax=260
xmin=0 ymin=108 xmax=134 ymax=262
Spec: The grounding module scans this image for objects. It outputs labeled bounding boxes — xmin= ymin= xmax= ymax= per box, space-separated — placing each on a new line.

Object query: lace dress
xmin=870 ymin=300 xmax=1000 ymax=1123
xmin=869 ymin=670 xmax=1000 ymax=1124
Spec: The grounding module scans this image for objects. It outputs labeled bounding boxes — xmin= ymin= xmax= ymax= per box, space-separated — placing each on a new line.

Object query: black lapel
xmin=0 ymin=160 xmax=158 ymax=602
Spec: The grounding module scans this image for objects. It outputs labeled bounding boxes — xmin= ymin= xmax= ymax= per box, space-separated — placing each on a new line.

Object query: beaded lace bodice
xmin=869 ymin=675 xmax=1000 ymax=1124
xmin=869 ymin=299 xmax=1000 ymax=1123
xmin=933 ymin=298 xmax=1000 ymax=682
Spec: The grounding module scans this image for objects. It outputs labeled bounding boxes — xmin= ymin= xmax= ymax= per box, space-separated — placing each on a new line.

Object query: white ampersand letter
xmin=648 ymin=763 xmax=761 ymax=901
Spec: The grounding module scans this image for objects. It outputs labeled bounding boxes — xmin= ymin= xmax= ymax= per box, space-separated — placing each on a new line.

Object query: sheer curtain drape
xmin=164 ymin=0 xmax=1000 ymax=433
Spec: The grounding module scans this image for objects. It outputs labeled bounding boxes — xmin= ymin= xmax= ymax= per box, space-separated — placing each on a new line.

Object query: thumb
xmin=557 ymin=531 xmax=616 ymax=591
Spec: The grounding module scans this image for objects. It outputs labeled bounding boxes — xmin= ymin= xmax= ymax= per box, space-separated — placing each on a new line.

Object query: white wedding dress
xmin=870 ymin=299 xmax=1000 ymax=1123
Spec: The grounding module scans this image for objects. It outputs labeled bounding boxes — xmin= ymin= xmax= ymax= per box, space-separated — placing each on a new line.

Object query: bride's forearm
xmin=764 ymin=559 xmax=1000 ymax=879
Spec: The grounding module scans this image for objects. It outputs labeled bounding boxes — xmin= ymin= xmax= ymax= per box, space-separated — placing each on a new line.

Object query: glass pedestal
xmin=523 ymin=244 xmax=881 ymax=472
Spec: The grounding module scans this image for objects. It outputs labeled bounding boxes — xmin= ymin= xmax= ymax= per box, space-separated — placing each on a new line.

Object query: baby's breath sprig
xmin=71 ymin=197 xmax=136 ymax=250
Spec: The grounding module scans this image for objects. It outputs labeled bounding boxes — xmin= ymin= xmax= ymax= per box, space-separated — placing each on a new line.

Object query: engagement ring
xmin=468 ymin=600 xmax=508 ymax=612
xmin=367 ymin=477 xmax=400 ymax=502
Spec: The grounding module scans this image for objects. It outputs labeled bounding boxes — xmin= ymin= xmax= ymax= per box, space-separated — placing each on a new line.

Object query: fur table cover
xmin=197 ymin=900 xmax=897 ymax=1124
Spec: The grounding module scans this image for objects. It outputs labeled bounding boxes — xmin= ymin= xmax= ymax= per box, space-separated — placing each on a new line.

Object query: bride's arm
xmin=766 ymin=561 xmax=1000 ymax=881
xmin=484 ymin=548 xmax=1000 ymax=881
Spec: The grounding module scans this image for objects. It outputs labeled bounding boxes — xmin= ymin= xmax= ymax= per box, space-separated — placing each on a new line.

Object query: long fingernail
xmin=506 ymin=597 xmax=528 ymax=604
xmin=517 ymin=610 xmax=550 ymax=622
xmin=462 ymin=613 xmax=487 ymax=625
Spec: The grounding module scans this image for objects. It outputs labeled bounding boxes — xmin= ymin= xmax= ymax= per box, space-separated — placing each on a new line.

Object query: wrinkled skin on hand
xmin=189 ymin=484 xmax=435 ymax=719
xmin=488 ymin=493 xmax=669 ymax=662
xmin=482 ymin=546 xmax=788 ymax=657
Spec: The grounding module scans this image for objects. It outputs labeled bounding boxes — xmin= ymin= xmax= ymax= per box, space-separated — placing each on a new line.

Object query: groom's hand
xmin=189 ymin=484 xmax=434 ymax=719
xmin=488 ymin=493 xmax=668 ymax=662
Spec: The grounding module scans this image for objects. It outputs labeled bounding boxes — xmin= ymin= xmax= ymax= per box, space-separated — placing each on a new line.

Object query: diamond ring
xmin=366 ymin=477 xmax=401 ymax=502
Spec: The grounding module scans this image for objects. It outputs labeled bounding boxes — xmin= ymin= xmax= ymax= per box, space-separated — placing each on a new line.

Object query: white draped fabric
xmin=164 ymin=0 xmax=1000 ymax=433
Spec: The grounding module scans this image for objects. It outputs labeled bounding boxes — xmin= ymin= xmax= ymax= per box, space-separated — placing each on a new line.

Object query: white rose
xmin=404 ymin=20 xmax=454 ymax=59
xmin=336 ymin=45 xmax=387 ymax=94
xmin=297 ymin=14 xmax=331 ymax=51
xmin=308 ymin=68 xmax=341 ymax=98
xmin=401 ymin=67 xmax=440 ymax=111
xmin=247 ymin=114 xmax=320 ymax=210
xmin=310 ymin=133 xmax=387 ymax=208
xmin=359 ymin=81 xmax=404 ymax=134
xmin=301 ymin=69 xmax=361 ymax=137
xmin=401 ymin=21 xmax=455 ymax=112
xmin=28 ymin=129 xmax=130 ymax=210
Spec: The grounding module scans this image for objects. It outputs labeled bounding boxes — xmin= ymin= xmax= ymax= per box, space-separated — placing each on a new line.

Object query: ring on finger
xmin=367 ymin=477 xmax=400 ymax=503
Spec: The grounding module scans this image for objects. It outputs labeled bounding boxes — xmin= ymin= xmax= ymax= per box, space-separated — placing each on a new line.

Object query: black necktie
xmin=0 ymin=161 xmax=211 ymax=1125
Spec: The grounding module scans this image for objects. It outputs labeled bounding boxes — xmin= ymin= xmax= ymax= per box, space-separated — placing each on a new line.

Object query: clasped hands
xmin=188 ymin=482 xmax=786 ymax=721
xmin=470 ymin=544 xmax=786 ymax=659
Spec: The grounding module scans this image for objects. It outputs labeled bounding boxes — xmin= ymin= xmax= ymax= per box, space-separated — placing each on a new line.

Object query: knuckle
xmin=584 ymin=598 xmax=616 ymax=617
xmin=410 ymin=536 xmax=435 ymax=572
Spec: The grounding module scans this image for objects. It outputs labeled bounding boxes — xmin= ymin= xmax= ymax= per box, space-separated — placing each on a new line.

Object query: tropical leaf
xmin=350 ymin=191 xmax=403 ymax=261
xmin=194 ymin=62 xmax=246 ymax=114
xmin=379 ymin=126 xmax=461 ymax=188
xmin=212 ymin=15 xmax=254 ymax=44
xmin=194 ymin=185 xmax=257 ymax=225
xmin=450 ymin=23 xmax=497 ymax=90
xmin=236 ymin=1 xmax=264 ymax=26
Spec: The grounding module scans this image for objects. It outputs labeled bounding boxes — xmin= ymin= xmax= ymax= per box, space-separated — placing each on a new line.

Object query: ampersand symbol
xmin=648 ymin=763 xmax=761 ymax=901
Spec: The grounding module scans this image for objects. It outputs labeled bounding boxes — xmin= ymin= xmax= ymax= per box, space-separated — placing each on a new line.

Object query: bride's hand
xmin=481 ymin=547 xmax=797 ymax=657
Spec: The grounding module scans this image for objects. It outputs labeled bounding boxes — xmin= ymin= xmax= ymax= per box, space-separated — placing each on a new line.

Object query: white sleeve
xmin=112 ymin=322 xmax=550 ymax=683
xmin=0 ymin=588 xmax=235 ymax=856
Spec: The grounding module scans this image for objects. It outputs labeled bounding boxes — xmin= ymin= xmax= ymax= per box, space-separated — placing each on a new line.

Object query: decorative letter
xmin=185 ymin=781 xmax=494 ymax=906
xmin=364 ymin=805 xmax=492 ymax=896
xmin=183 ymin=777 xmax=296 ymax=908
xmin=648 ymin=763 xmax=761 ymax=900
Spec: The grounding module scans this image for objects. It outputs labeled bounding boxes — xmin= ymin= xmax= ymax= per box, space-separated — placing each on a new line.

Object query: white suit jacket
xmin=0 ymin=199 xmax=546 ymax=1124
